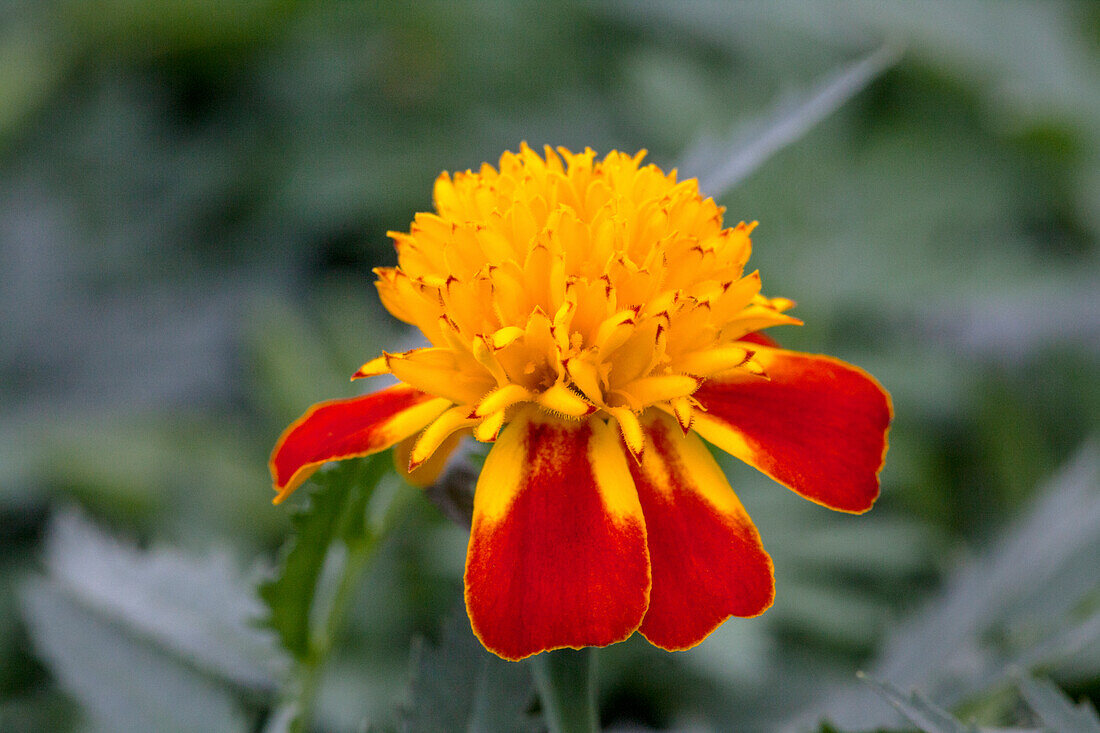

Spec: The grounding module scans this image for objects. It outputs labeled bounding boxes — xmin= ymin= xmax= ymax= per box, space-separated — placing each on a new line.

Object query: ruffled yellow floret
xmin=361 ymin=144 xmax=799 ymax=467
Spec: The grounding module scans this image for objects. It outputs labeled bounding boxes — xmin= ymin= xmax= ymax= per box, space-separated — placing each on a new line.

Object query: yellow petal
xmin=475 ymin=383 xmax=533 ymax=417
xmin=566 ymin=357 xmax=605 ymax=404
xmin=537 ymin=382 xmax=594 ymax=418
xmin=351 ymin=355 xmax=389 ymax=380
xmin=670 ymin=396 xmax=695 ymax=434
xmin=387 ymin=348 xmax=494 ymax=405
xmin=615 ymin=374 xmax=699 ymax=409
xmin=674 ymin=345 xmax=753 ymax=378
xmin=410 ymin=406 xmax=478 ymax=471
xmin=474 ymin=409 xmax=506 ymax=442
xmin=608 ymin=407 xmax=644 ymax=459
xmin=594 ymin=310 xmax=636 ymax=354
xmin=490 ymin=326 xmax=526 ymax=349
xmin=394 ymin=429 xmax=467 ymax=487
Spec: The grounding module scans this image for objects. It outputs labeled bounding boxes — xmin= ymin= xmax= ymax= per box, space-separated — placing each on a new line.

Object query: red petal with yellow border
xmin=464 ymin=412 xmax=650 ymax=661
xmin=630 ymin=413 xmax=774 ymax=650
xmin=692 ymin=347 xmax=892 ymax=513
xmin=269 ymin=384 xmax=451 ymax=503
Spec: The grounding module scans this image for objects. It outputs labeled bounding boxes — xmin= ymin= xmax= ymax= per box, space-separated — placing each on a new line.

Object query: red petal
xmin=464 ymin=411 xmax=650 ymax=661
xmin=692 ymin=347 xmax=892 ymax=513
xmin=269 ymin=384 xmax=451 ymax=503
xmin=738 ymin=331 xmax=779 ymax=348
xmin=630 ymin=413 xmax=774 ymax=651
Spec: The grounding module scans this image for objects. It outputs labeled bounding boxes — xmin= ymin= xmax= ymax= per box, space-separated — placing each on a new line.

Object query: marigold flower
xmin=270 ymin=144 xmax=892 ymax=661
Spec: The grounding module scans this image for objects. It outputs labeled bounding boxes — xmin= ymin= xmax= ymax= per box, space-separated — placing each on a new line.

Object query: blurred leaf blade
xmin=789 ymin=440 xmax=1100 ymax=730
xmin=858 ymin=674 xmax=978 ymax=733
xmin=1018 ymin=675 xmax=1100 ymax=733
xmin=23 ymin=580 xmax=251 ymax=733
xmin=401 ymin=608 xmax=539 ymax=733
xmin=679 ymin=43 xmax=901 ymax=197
xmin=38 ymin=510 xmax=286 ymax=692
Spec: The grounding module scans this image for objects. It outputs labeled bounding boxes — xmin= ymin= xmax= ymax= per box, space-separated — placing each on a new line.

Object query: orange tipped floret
xmin=365 ymin=144 xmax=800 ymax=457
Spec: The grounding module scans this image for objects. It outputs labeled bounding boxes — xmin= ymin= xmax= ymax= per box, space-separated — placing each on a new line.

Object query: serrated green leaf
xmin=24 ymin=579 xmax=250 ymax=733
xmin=401 ymin=607 xmax=538 ymax=733
xmin=37 ymin=510 xmax=286 ymax=693
xmin=260 ymin=455 xmax=388 ymax=661
xmin=1018 ymin=675 xmax=1100 ymax=733
xmin=20 ymin=511 xmax=282 ymax=733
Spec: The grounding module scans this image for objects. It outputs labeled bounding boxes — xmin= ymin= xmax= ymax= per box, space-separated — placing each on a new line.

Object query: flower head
xmin=271 ymin=145 xmax=892 ymax=660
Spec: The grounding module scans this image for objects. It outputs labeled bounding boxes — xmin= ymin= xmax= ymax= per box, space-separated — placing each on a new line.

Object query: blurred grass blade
xmin=789 ymin=440 xmax=1100 ymax=730
xmin=858 ymin=672 xmax=1100 ymax=733
xmin=680 ymin=44 xmax=901 ymax=197
xmin=857 ymin=674 xmax=978 ymax=733
xmin=1018 ymin=675 xmax=1100 ymax=733
xmin=873 ymin=440 xmax=1100 ymax=704
xmin=1015 ymin=611 xmax=1100 ymax=679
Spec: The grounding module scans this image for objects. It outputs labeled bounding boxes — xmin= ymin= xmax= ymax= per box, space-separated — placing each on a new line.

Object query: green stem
xmin=286 ymin=469 xmax=416 ymax=733
xmin=531 ymin=647 xmax=600 ymax=733
xmin=288 ymin=535 xmax=377 ymax=733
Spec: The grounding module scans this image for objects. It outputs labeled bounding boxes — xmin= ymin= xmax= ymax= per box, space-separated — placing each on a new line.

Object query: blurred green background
xmin=2 ymin=1 xmax=1098 ymax=731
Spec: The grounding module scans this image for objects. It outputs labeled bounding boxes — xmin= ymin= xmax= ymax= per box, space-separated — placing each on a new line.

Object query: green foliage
xmin=1017 ymin=675 xmax=1100 ymax=733
xmin=20 ymin=512 xmax=286 ymax=733
xmin=0 ymin=689 xmax=78 ymax=733
xmin=682 ymin=43 xmax=901 ymax=197
xmin=790 ymin=443 xmax=1100 ymax=731
xmin=400 ymin=608 xmax=539 ymax=733
xmin=2 ymin=0 xmax=1098 ymax=730
xmin=260 ymin=456 xmax=389 ymax=662
xmin=858 ymin=673 xmax=1100 ymax=733
xmin=859 ymin=675 xmax=981 ymax=733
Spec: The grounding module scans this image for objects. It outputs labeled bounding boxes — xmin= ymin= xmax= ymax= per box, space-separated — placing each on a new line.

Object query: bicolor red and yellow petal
xmin=691 ymin=346 xmax=892 ymax=513
xmin=628 ymin=413 xmax=774 ymax=650
xmin=464 ymin=410 xmax=650 ymax=661
xmin=269 ymin=384 xmax=451 ymax=503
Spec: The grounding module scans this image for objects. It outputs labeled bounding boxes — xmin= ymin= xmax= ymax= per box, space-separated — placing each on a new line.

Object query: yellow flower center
xmin=369 ymin=144 xmax=798 ymax=450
